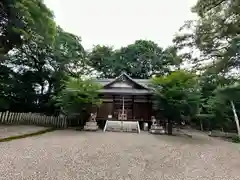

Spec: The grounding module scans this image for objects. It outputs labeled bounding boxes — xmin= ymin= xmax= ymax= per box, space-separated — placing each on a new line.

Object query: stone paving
xmin=0 ymin=125 xmax=48 ymax=139
xmin=0 ymin=130 xmax=240 ymax=180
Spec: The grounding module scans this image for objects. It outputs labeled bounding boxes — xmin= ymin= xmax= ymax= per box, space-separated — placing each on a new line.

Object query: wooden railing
xmin=0 ymin=111 xmax=67 ymax=128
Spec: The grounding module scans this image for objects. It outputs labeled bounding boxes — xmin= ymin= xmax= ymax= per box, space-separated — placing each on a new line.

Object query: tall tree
xmin=1 ymin=26 xmax=86 ymax=113
xmin=196 ymin=74 xmax=235 ymax=131
xmin=151 ymin=71 xmax=201 ymax=134
xmin=52 ymin=78 xmax=102 ymax=116
xmin=215 ymin=83 xmax=240 ymax=136
xmin=0 ymin=0 xmax=56 ymax=56
xmin=87 ymin=45 xmax=114 ymax=78
xmin=174 ymin=0 xmax=240 ymax=74
xmin=88 ymin=40 xmax=180 ymax=78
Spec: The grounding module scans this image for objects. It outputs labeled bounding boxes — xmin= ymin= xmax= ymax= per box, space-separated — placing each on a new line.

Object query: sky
xmin=44 ymin=0 xmax=198 ymax=50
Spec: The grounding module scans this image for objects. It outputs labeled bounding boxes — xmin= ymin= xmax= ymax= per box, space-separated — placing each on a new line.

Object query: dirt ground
xmin=0 ymin=130 xmax=240 ymax=180
xmin=0 ymin=125 xmax=48 ymax=139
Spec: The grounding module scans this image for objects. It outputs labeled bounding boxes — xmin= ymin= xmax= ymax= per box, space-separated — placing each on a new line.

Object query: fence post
xmin=63 ymin=116 xmax=67 ymax=128
xmin=43 ymin=115 xmax=47 ymax=127
xmin=45 ymin=116 xmax=49 ymax=126
xmin=7 ymin=112 xmax=11 ymax=124
xmin=41 ymin=115 xmax=45 ymax=127
xmin=19 ymin=113 xmax=24 ymax=124
xmin=13 ymin=112 xmax=17 ymax=124
xmin=16 ymin=113 xmax=20 ymax=124
xmin=40 ymin=114 xmax=44 ymax=126
xmin=10 ymin=112 xmax=14 ymax=124
xmin=6 ymin=111 xmax=10 ymax=124
xmin=23 ymin=113 xmax=27 ymax=125
xmin=18 ymin=113 xmax=21 ymax=124
xmin=33 ymin=113 xmax=37 ymax=125
xmin=13 ymin=112 xmax=16 ymax=124
xmin=0 ymin=112 xmax=2 ymax=124
xmin=57 ymin=116 xmax=60 ymax=128
xmin=49 ymin=116 xmax=52 ymax=127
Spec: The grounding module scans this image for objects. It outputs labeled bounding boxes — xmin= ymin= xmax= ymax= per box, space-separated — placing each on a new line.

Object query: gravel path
xmin=0 ymin=130 xmax=240 ymax=180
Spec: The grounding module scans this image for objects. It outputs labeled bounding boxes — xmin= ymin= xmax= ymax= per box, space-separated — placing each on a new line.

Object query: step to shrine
xmin=103 ymin=120 xmax=140 ymax=133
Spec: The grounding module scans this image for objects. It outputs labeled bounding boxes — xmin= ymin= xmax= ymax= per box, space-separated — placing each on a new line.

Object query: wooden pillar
xmin=112 ymin=95 xmax=115 ymax=118
xmin=147 ymin=95 xmax=150 ymax=120
xmin=132 ymin=95 xmax=134 ymax=120
xmin=148 ymin=95 xmax=152 ymax=120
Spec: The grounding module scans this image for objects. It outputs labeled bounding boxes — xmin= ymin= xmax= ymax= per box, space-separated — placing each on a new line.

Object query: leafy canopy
xmin=151 ymin=71 xmax=201 ymax=122
xmin=87 ymin=40 xmax=181 ymax=78
xmin=0 ymin=0 xmax=56 ymax=56
xmin=174 ymin=0 xmax=240 ymax=74
xmin=53 ymin=78 xmax=102 ymax=115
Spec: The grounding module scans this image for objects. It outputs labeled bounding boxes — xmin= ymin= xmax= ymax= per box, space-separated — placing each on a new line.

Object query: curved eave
xmin=98 ymin=89 xmax=153 ymax=95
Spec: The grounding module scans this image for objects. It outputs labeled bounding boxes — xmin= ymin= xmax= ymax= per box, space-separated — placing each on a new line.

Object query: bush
xmin=231 ymin=135 xmax=240 ymax=143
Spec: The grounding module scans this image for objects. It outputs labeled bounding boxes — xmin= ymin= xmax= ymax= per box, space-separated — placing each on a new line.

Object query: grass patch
xmin=0 ymin=128 xmax=56 ymax=142
xmin=232 ymin=135 xmax=240 ymax=143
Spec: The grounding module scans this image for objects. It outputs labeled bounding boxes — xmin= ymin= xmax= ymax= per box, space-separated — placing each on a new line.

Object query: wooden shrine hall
xmin=92 ymin=73 xmax=154 ymax=122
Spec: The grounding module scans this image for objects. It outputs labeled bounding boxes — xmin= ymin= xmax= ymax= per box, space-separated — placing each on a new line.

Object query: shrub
xmin=232 ymin=135 xmax=240 ymax=143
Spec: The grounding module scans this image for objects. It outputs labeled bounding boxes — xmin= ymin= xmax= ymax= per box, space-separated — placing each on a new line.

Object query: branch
xmin=197 ymin=0 xmax=226 ymax=15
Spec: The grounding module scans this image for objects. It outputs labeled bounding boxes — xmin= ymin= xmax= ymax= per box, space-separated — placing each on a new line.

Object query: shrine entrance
xmin=113 ymin=95 xmax=133 ymax=120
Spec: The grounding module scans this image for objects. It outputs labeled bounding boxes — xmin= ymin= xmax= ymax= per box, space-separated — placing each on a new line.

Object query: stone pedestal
xmin=84 ymin=121 xmax=99 ymax=131
xmin=149 ymin=124 xmax=165 ymax=134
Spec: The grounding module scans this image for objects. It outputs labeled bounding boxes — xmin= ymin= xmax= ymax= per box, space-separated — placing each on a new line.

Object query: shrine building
xmin=93 ymin=72 xmax=154 ymax=123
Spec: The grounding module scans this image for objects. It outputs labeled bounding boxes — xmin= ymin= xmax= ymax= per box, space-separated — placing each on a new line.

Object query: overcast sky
xmin=44 ymin=0 xmax=198 ymax=50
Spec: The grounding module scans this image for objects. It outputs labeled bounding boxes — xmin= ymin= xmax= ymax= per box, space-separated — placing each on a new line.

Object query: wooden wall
xmin=97 ymin=102 xmax=113 ymax=119
xmin=96 ymin=95 xmax=152 ymax=121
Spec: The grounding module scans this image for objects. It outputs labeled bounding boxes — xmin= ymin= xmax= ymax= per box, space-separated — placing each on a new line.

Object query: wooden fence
xmin=0 ymin=111 xmax=67 ymax=128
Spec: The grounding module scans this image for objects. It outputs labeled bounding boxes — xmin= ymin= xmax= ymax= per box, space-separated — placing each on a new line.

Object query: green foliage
xmin=0 ymin=0 xmax=56 ymax=55
xmin=52 ymin=27 xmax=86 ymax=77
xmin=174 ymin=0 xmax=240 ymax=74
xmin=87 ymin=40 xmax=181 ymax=78
xmin=53 ymin=78 xmax=102 ymax=115
xmin=0 ymin=0 xmax=238 ymax=134
xmin=1 ymin=26 xmax=86 ymax=114
xmin=232 ymin=135 xmax=240 ymax=143
xmin=151 ymin=71 xmax=201 ymax=124
xmin=215 ymin=83 xmax=240 ymax=132
xmin=215 ymin=82 xmax=240 ymax=101
xmin=195 ymin=74 xmax=232 ymax=130
xmin=172 ymin=0 xmax=240 ymax=132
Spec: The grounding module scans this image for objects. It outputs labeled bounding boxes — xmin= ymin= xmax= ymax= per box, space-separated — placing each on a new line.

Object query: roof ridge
xmin=101 ymin=72 xmax=150 ymax=89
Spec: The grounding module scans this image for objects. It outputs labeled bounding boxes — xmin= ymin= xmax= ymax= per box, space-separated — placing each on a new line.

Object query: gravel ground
xmin=0 ymin=130 xmax=240 ymax=180
xmin=0 ymin=125 xmax=48 ymax=139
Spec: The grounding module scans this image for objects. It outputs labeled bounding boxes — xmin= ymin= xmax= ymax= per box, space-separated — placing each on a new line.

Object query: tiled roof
xmin=98 ymin=88 xmax=152 ymax=95
xmin=94 ymin=73 xmax=153 ymax=95
xmin=95 ymin=74 xmax=151 ymax=88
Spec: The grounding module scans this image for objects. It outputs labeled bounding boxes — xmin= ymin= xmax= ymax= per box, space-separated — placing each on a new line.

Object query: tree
xmin=1 ymin=26 xmax=86 ymax=114
xmin=0 ymin=0 xmax=56 ymax=56
xmin=87 ymin=40 xmax=180 ymax=78
xmin=151 ymin=71 xmax=201 ymax=134
xmin=52 ymin=78 xmax=102 ymax=116
xmin=174 ymin=0 xmax=240 ymax=74
xmin=172 ymin=0 xmax=240 ymax=132
xmin=86 ymin=45 xmax=114 ymax=78
xmin=215 ymin=83 xmax=240 ymax=136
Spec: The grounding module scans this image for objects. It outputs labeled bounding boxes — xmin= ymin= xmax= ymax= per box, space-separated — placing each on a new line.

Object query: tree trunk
xmin=230 ymin=100 xmax=240 ymax=137
xmin=200 ymin=118 xmax=203 ymax=131
xmin=167 ymin=119 xmax=173 ymax=135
